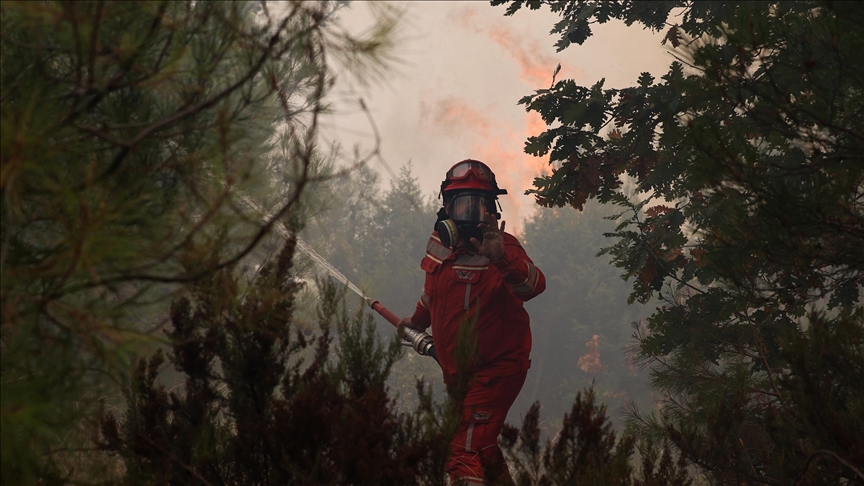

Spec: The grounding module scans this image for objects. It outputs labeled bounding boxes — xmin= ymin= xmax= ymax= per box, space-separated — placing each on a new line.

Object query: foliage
xmin=104 ymin=238 xmax=681 ymax=486
xmin=99 ymin=239 xmax=455 ymax=485
xmin=494 ymin=385 xmax=691 ymax=486
xmin=494 ymin=0 xmax=864 ymax=484
xmin=520 ymin=202 xmax=655 ymax=429
xmin=0 ymin=0 xmax=398 ymax=482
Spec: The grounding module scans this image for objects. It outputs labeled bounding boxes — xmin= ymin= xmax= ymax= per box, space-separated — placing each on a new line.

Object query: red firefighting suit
xmin=409 ymin=231 xmax=545 ymax=484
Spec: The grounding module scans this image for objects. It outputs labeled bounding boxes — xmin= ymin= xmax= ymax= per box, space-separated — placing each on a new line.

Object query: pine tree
xmin=1 ymin=1 xmax=399 ymax=482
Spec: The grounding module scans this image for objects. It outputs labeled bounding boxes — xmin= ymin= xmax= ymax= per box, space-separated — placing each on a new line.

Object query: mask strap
xmin=434 ymin=207 xmax=448 ymax=231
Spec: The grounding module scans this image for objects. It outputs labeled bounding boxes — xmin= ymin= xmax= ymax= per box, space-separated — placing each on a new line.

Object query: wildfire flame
xmin=578 ymin=334 xmax=609 ymax=373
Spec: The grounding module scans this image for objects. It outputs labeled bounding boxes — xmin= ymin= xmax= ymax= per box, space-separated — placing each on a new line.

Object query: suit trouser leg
xmin=447 ymin=370 xmax=527 ymax=484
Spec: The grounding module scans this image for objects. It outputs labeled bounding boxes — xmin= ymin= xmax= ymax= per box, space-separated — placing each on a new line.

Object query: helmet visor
xmin=449 ymin=160 xmax=493 ymax=180
xmin=449 ymin=192 xmax=488 ymax=223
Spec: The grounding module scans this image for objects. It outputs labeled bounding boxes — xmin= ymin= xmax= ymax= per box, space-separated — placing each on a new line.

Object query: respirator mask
xmin=435 ymin=159 xmax=507 ymax=249
xmin=435 ymin=191 xmax=496 ymax=249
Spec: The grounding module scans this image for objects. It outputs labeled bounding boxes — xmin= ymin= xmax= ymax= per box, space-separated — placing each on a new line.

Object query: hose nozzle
xmin=400 ymin=326 xmax=437 ymax=358
xmin=368 ymin=299 xmax=439 ymax=363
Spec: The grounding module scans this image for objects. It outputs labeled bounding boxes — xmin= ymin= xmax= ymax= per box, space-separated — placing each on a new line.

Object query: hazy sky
xmin=321 ymin=1 xmax=672 ymax=232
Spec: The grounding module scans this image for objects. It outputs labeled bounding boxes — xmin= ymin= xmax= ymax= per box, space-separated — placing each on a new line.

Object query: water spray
xmin=230 ymin=186 xmax=438 ymax=363
xmin=295 ymin=239 xmax=438 ymax=362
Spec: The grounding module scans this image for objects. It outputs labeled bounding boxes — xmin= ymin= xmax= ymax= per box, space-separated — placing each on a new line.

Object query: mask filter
xmin=436 ymin=218 xmax=459 ymax=249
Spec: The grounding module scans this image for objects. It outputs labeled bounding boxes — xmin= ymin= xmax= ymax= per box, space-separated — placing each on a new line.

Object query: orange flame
xmin=450 ymin=5 xmax=584 ymax=86
xmin=578 ymin=334 xmax=608 ymax=373
xmin=487 ymin=26 xmax=559 ymax=87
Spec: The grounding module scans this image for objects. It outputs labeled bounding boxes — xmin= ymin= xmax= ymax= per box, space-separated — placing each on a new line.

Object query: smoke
xmin=414 ymin=5 xmax=590 ymax=234
xmin=449 ymin=5 xmax=584 ymax=87
xmin=420 ymin=97 xmax=491 ymax=138
xmin=421 ymin=95 xmax=550 ymax=233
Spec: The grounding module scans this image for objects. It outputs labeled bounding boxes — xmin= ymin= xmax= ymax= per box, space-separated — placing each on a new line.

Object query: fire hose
xmin=228 ymin=185 xmax=439 ymax=363
xmin=294 ymin=238 xmax=439 ymax=364
xmin=367 ymin=298 xmax=438 ymax=363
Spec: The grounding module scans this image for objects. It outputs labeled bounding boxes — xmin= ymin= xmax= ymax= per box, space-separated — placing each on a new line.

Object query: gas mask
xmin=435 ymin=191 xmax=497 ymax=249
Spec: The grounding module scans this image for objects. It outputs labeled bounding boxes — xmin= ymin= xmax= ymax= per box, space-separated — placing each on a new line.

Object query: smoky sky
xmin=322 ymin=1 xmax=671 ymax=233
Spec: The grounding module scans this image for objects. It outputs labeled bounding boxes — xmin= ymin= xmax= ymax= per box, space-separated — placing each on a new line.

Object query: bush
xmin=99 ymin=238 xmax=456 ymax=485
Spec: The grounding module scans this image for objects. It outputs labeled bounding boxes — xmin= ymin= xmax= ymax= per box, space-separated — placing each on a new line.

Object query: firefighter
xmin=399 ymin=159 xmax=546 ymax=485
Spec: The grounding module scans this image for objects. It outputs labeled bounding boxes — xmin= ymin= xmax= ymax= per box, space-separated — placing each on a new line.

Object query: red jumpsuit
xmin=410 ymin=231 xmax=545 ymax=484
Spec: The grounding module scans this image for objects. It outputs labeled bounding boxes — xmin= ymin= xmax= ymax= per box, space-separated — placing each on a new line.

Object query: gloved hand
xmin=470 ymin=211 xmax=506 ymax=262
xmin=398 ymin=317 xmax=424 ymax=332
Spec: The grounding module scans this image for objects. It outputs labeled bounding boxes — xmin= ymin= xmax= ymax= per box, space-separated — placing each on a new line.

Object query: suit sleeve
xmin=491 ymin=233 xmax=546 ymax=301
xmin=409 ymin=271 xmax=433 ymax=330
